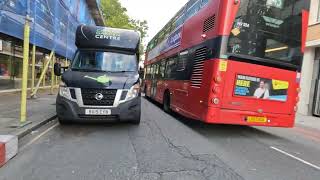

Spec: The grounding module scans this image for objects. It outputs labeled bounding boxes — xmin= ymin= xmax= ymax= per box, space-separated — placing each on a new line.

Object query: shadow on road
xmin=145 ymin=97 xmax=285 ymax=141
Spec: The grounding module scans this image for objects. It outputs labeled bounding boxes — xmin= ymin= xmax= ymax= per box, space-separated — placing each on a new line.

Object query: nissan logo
xmin=95 ymin=93 xmax=104 ymax=101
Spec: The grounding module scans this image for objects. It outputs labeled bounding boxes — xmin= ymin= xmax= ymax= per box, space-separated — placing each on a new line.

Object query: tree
xmin=100 ymin=0 xmax=149 ymax=57
xmin=101 ymin=0 xmax=132 ymax=29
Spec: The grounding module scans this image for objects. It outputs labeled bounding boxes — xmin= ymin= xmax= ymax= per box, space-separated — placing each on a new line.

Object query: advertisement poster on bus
xmin=234 ymin=74 xmax=289 ymax=102
xmin=164 ymin=27 xmax=182 ymax=51
xmin=147 ymin=27 xmax=182 ymax=61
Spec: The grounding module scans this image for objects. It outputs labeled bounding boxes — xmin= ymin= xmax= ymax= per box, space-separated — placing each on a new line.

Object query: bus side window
xmin=145 ymin=66 xmax=150 ymax=79
xmin=166 ymin=56 xmax=178 ymax=79
xmin=155 ymin=64 xmax=160 ymax=79
xmin=185 ymin=0 xmax=201 ymax=20
xmin=150 ymin=65 xmax=154 ymax=79
xmin=177 ymin=51 xmax=188 ymax=72
xmin=165 ymin=59 xmax=173 ymax=79
xmin=160 ymin=60 xmax=166 ymax=79
xmin=201 ymin=0 xmax=209 ymax=7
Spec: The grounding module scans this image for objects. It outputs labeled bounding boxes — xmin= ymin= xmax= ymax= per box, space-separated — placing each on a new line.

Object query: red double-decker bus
xmin=143 ymin=0 xmax=310 ymax=127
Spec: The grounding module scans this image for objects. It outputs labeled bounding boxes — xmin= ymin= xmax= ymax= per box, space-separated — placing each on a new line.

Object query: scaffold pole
xmin=31 ymin=45 xmax=36 ymax=92
xmin=20 ymin=14 xmax=31 ymax=124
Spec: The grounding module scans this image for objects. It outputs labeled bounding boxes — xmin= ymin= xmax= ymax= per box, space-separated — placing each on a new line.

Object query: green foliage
xmin=101 ymin=0 xmax=132 ymax=29
xmin=100 ymin=0 xmax=149 ymax=57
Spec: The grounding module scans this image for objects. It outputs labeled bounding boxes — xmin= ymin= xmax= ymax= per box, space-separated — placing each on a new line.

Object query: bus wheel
xmin=163 ymin=92 xmax=171 ymax=113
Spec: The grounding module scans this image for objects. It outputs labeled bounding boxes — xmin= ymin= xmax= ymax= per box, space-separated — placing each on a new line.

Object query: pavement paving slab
xmin=0 ymin=90 xmax=57 ymax=137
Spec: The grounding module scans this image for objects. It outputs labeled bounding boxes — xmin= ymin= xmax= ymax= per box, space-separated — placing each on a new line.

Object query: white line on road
xmin=21 ymin=123 xmax=59 ymax=150
xmin=270 ymin=146 xmax=320 ymax=171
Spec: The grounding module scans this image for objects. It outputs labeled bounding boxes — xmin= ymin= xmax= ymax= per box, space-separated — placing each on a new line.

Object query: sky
xmin=119 ymin=0 xmax=188 ymax=44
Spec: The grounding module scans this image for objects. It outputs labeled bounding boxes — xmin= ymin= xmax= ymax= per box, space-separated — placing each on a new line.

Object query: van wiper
xmin=109 ymin=71 xmax=136 ymax=73
xmin=72 ymin=68 xmax=107 ymax=72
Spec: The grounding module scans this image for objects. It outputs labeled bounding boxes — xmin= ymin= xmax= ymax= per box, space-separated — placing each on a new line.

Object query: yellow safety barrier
xmin=20 ymin=15 xmax=31 ymax=123
xmin=30 ymin=51 xmax=54 ymax=98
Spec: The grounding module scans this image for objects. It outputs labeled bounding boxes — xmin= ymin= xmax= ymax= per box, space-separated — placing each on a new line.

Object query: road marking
xmin=270 ymin=146 xmax=320 ymax=171
xmin=21 ymin=123 xmax=59 ymax=150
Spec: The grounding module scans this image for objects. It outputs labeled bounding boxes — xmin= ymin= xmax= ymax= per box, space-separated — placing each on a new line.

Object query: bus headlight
xmin=126 ymin=83 xmax=140 ymax=101
xmin=59 ymin=81 xmax=71 ymax=100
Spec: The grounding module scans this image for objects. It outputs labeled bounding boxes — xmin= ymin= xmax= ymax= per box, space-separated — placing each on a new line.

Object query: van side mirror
xmin=54 ymin=63 xmax=62 ymax=76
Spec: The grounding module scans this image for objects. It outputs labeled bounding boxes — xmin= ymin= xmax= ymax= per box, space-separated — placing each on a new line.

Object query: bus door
xmin=151 ymin=64 xmax=159 ymax=98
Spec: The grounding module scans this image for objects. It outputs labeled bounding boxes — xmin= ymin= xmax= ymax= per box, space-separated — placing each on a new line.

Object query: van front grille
xmin=81 ymin=89 xmax=117 ymax=106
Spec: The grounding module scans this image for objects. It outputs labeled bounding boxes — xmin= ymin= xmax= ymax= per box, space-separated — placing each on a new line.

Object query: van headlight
xmin=59 ymin=81 xmax=71 ymax=100
xmin=125 ymin=83 xmax=140 ymax=101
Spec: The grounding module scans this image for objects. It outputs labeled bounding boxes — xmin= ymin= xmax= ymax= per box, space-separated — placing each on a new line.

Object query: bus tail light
xmin=212 ymin=87 xmax=220 ymax=94
xmin=294 ymin=106 xmax=298 ymax=112
xmin=212 ymin=98 xmax=220 ymax=105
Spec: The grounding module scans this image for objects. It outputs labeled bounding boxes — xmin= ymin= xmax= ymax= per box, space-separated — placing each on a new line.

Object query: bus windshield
xmin=72 ymin=51 xmax=138 ymax=72
xmin=227 ymin=0 xmax=304 ymax=67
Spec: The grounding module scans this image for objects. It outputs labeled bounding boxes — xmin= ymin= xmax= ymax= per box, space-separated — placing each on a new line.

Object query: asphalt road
xmin=1 ymin=98 xmax=320 ymax=180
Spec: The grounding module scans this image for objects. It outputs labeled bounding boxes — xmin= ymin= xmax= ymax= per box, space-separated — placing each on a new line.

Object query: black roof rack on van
xmin=75 ymin=25 xmax=140 ymax=53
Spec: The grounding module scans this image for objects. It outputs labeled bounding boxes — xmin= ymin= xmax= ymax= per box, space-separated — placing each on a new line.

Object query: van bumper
xmin=56 ymin=95 xmax=141 ymax=123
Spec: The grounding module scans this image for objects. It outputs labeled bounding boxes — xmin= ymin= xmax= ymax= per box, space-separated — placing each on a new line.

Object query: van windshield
xmin=72 ymin=51 xmax=138 ymax=72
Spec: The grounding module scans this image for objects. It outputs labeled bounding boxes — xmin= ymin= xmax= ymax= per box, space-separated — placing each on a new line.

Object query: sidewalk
xmin=296 ymin=113 xmax=320 ymax=131
xmin=0 ymin=90 xmax=57 ymax=138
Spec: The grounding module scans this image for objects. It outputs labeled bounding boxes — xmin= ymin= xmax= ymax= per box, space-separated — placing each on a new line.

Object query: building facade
xmin=298 ymin=0 xmax=320 ymax=116
xmin=0 ymin=0 xmax=104 ymax=91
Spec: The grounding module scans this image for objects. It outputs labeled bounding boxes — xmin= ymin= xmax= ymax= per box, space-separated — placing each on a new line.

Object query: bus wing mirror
xmin=54 ymin=63 xmax=62 ymax=76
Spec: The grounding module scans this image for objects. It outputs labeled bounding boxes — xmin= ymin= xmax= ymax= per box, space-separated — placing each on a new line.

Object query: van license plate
xmin=85 ymin=109 xmax=111 ymax=116
xmin=246 ymin=116 xmax=267 ymax=123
